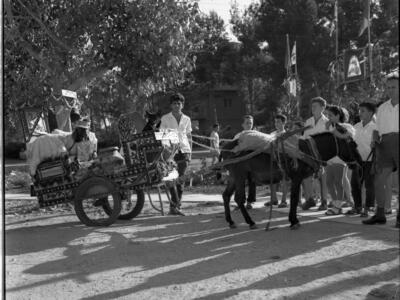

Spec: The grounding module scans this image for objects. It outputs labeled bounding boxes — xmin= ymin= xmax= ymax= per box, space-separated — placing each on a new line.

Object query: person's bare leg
xmin=342 ymin=166 xmax=352 ymax=206
xmin=320 ymin=168 xmax=328 ymax=204
xmin=384 ymin=172 xmax=393 ymax=213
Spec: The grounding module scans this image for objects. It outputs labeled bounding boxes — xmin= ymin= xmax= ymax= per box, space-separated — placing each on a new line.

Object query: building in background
xmin=152 ymin=84 xmax=246 ymax=138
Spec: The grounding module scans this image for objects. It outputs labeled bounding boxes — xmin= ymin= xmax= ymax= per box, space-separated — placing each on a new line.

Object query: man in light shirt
xmin=160 ymin=93 xmax=192 ymax=215
xmin=265 ymin=114 xmax=289 ymax=208
xmin=363 ymin=72 xmax=399 ymax=227
xmin=347 ymin=102 xmax=377 ymax=215
xmin=234 ymin=115 xmax=256 ymax=209
xmin=302 ymin=97 xmax=329 ymax=211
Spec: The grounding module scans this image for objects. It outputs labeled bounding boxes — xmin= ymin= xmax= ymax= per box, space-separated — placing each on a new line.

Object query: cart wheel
xmin=74 ymin=177 xmax=121 ymax=226
xmin=103 ymin=189 xmax=145 ymax=220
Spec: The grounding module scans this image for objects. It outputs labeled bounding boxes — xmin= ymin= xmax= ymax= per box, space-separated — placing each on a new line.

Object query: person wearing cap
xmin=65 ymin=118 xmax=98 ymax=162
xmin=160 ymin=93 xmax=192 ymax=215
xmin=363 ymin=71 xmax=399 ymax=227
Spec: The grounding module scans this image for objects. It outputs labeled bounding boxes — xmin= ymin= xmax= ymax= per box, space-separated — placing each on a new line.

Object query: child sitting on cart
xmin=65 ymin=118 xmax=97 ymax=162
xmin=27 ymin=117 xmax=97 ymax=176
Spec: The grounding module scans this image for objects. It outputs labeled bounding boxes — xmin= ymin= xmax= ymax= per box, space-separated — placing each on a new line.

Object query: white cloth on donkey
xmin=232 ymin=130 xmax=302 ymax=159
xmin=26 ymin=133 xmax=70 ymax=175
xmin=233 ymin=130 xmax=275 ymax=152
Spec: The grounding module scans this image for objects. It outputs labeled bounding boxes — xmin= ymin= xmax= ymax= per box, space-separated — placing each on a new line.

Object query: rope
xmin=191 ymin=139 xmax=235 ymax=153
xmin=191 ymin=133 xmax=234 ymax=143
xmin=265 ymin=142 xmax=275 ymax=231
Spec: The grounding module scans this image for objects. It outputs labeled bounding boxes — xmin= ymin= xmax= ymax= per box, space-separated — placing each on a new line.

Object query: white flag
xmin=291 ymin=42 xmax=296 ymax=66
xmin=289 ymin=78 xmax=297 ymax=96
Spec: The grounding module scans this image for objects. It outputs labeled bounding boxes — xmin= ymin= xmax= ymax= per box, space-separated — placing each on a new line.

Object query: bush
xmin=4 ymin=142 xmax=26 ymax=159
xmin=5 ymin=170 xmax=32 ymax=190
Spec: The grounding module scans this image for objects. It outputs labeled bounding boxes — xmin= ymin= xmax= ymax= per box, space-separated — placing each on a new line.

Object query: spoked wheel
xmin=74 ymin=177 xmax=121 ymax=226
xmin=103 ymin=189 xmax=145 ymax=220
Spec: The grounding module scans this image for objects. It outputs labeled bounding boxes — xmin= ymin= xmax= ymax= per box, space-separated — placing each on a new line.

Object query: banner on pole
xmin=343 ymin=48 xmax=366 ymax=83
xmin=358 ymin=0 xmax=370 ymax=37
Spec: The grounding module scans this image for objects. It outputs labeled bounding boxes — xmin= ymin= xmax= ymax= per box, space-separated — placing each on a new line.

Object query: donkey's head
xmin=312 ymin=131 xmax=362 ymax=169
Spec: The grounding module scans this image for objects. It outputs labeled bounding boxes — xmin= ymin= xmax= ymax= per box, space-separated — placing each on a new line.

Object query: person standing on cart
xmin=160 ymin=93 xmax=192 ymax=215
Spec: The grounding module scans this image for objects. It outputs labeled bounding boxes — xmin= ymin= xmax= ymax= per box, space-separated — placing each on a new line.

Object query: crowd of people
xmin=140 ymin=72 xmax=398 ymax=229
xmin=204 ymin=72 xmax=399 ymax=228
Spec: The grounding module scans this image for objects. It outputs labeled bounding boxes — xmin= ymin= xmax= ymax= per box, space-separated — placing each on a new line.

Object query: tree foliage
xmin=4 ymin=0 xmax=214 ymax=137
xmin=229 ymin=0 xmax=398 ymax=121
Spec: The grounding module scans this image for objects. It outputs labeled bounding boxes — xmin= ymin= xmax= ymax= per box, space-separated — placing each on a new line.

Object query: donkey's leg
xmin=289 ymin=178 xmax=302 ymax=229
xmin=223 ymin=179 xmax=236 ymax=228
xmin=234 ymin=181 xmax=257 ymax=229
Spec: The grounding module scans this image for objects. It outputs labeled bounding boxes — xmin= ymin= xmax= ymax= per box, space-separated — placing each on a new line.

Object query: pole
xmin=295 ymin=41 xmax=300 ymax=119
xmin=286 ymin=34 xmax=290 ymax=77
xmin=335 ymin=0 xmax=339 ymax=103
xmin=367 ymin=0 xmax=373 ymax=85
xmin=286 ymin=34 xmax=293 ymax=117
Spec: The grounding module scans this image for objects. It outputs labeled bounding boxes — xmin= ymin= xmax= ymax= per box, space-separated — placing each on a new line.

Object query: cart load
xmin=29 ymin=116 xmax=180 ymax=226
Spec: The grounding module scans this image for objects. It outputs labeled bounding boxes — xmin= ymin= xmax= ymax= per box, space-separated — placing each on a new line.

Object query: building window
xmin=224 ymin=99 xmax=232 ymax=108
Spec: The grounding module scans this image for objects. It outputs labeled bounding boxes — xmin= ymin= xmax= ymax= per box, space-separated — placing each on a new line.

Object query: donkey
xmin=220 ymin=131 xmax=363 ymax=230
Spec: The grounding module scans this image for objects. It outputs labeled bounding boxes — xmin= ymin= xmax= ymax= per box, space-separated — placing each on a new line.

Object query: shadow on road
xmin=5 ymin=207 xmax=399 ymax=299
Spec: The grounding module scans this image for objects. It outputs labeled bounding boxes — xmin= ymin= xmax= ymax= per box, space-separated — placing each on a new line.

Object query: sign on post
xmin=61 ymin=89 xmax=77 ymax=99
xmin=343 ymin=48 xmax=366 ymax=83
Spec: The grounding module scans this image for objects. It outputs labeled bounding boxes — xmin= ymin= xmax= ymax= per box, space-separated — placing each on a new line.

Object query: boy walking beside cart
xmin=160 ymin=93 xmax=192 ymax=216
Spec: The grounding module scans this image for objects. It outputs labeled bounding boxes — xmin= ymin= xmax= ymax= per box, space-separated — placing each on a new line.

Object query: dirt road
xmin=5 ymin=194 xmax=400 ymax=300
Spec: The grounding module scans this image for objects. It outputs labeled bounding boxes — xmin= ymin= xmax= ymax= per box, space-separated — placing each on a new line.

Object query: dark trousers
xmin=170 ymin=151 xmax=189 ymax=208
xmin=246 ymin=173 xmax=256 ymax=203
xmin=350 ymin=161 xmax=375 ymax=209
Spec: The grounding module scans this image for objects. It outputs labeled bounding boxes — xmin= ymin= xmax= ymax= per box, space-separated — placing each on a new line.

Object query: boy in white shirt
xmin=160 ymin=93 xmax=192 ymax=215
xmin=363 ymin=72 xmax=399 ymax=226
xmin=347 ymin=102 xmax=377 ymax=215
xmin=265 ymin=114 xmax=289 ymax=207
xmin=302 ymin=97 xmax=329 ymax=210
xmin=234 ymin=115 xmax=256 ymax=209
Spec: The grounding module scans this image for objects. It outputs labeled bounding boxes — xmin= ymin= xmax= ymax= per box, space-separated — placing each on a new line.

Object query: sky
xmin=197 ymin=0 xmax=259 ymax=41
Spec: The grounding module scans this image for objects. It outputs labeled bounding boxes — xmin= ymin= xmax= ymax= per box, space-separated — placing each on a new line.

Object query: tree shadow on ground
xmin=6 ymin=207 xmax=399 ymax=299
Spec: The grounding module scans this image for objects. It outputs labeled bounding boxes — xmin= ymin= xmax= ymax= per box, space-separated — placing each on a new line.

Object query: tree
xmin=229 ymin=0 xmax=398 ymax=122
xmin=4 ymin=0 xmax=209 ymax=140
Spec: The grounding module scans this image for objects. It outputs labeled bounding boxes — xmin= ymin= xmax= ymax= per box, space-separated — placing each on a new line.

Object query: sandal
xmin=325 ymin=208 xmax=342 ymax=215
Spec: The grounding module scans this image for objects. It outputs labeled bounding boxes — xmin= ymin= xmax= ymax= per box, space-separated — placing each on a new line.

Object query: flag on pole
xmin=289 ymin=78 xmax=297 ymax=96
xmin=330 ymin=0 xmax=338 ymax=37
xmin=285 ymin=34 xmax=292 ymax=76
xmin=344 ymin=48 xmax=366 ymax=83
xmin=358 ymin=0 xmax=370 ymax=37
xmin=291 ymin=42 xmax=296 ymax=66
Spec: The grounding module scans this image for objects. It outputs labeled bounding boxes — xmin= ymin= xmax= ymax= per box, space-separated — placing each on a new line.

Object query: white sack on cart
xmin=26 ymin=133 xmax=69 ymax=175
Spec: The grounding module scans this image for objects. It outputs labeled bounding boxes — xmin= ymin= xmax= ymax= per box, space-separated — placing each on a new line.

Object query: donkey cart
xmin=29 ymin=113 xmax=179 ymax=227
